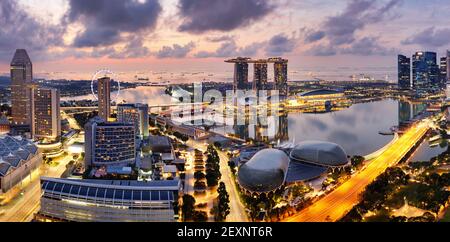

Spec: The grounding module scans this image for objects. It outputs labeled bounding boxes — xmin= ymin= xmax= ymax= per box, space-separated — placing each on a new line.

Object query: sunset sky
xmin=1 ymin=0 xmax=449 ymax=80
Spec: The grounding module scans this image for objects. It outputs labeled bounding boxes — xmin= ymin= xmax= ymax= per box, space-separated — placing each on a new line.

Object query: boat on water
xmin=429 ymin=142 xmax=440 ymax=148
xmin=378 ymin=131 xmax=395 ymax=136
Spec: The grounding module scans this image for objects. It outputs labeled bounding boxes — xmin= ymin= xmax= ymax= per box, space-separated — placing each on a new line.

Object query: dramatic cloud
xmin=195 ymin=40 xmax=264 ymax=58
xmin=178 ymin=0 xmax=274 ymax=33
xmin=341 ymin=37 xmax=396 ymax=56
xmin=205 ymin=35 xmax=235 ymax=43
xmin=402 ymin=27 xmax=450 ymax=48
xmin=0 ymin=0 xmax=64 ymax=60
xmin=304 ymin=44 xmax=337 ymax=56
xmin=67 ymin=0 xmax=162 ymax=47
xmin=265 ymin=34 xmax=297 ymax=56
xmin=156 ymin=42 xmax=196 ymax=58
xmin=303 ymin=0 xmax=402 ymax=56
xmin=303 ymin=30 xmax=326 ymax=44
xmin=320 ymin=0 xmax=402 ymax=45
xmin=108 ymin=37 xmax=150 ymax=59
xmin=197 ymin=33 xmax=297 ymax=58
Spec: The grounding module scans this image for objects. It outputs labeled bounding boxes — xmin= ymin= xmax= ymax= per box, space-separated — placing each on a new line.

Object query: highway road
xmin=283 ymin=121 xmax=430 ymax=222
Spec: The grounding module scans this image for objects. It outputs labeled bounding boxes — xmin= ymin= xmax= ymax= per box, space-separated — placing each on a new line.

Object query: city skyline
xmin=1 ymin=0 xmax=450 ymax=79
xmin=2 ymin=0 xmax=450 ymax=226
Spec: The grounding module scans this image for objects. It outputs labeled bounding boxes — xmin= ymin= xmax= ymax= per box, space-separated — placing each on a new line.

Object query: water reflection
xmin=398 ymin=101 xmax=427 ymax=126
xmin=411 ymin=140 xmax=448 ymax=162
xmin=230 ymin=112 xmax=290 ymax=144
xmin=217 ymin=100 xmax=400 ymax=156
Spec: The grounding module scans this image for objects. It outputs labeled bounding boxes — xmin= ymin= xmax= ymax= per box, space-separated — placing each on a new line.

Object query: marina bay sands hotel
xmin=225 ymin=57 xmax=288 ymax=97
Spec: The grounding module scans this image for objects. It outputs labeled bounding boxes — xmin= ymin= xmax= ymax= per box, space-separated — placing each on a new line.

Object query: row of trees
xmin=211 ymin=182 xmax=230 ymax=221
xmin=181 ymin=184 xmax=231 ymax=222
xmin=193 ymin=149 xmax=207 ymax=193
xmin=205 ymin=145 xmax=221 ymax=187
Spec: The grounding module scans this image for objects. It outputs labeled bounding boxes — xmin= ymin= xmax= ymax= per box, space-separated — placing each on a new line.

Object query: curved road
xmin=283 ymin=121 xmax=430 ymax=222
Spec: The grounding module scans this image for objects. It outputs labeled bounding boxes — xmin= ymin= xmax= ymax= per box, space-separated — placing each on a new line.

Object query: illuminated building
xmin=238 ymin=149 xmax=289 ymax=193
xmin=117 ymin=103 xmax=149 ymax=139
xmin=271 ymin=58 xmax=289 ymax=97
xmin=225 ymin=57 xmax=289 ymax=94
xmin=225 ymin=57 xmax=250 ymax=91
xmin=10 ymin=49 xmax=33 ymax=125
xmin=286 ymin=89 xmax=349 ymax=112
xmin=253 ymin=60 xmax=268 ymax=91
xmin=84 ymin=117 xmax=136 ymax=168
xmin=98 ymin=77 xmax=111 ymax=121
xmin=31 ymin=88 xmax=61 ymax=141
xmin=36 ymin=177 xmax=181 ymax=222
xmin=412 ymin=51 xmax=439 ymax=89
xmin=447 ymin=50 xmax=450 ymax=82
xmin=441 ymin=56 xmax=448 ymax=86
xmin=237 ymin=142 xmax=349 ymax=194
xmin=398 ymin=55 xmax=411 ymax=89
xmin=0 ymin=136 xmax=41 ymax=200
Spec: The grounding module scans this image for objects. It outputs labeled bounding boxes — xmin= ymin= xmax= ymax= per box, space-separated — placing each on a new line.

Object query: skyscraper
xmin=447 ymin=50 xmax=450 ymax=83
xmin=117 ymin=103 xmax=149 ymax=139
xmin=398 ymin=55 xmax=411 ymax=89
xmin=225 ymin=57 xmax=250 ymax=91
xmin=412 ymin=51 xmax=439 ymax=89
xmin=97 ymin=77 xmax=111 ymax=121
xmin=84 ymin=117 xmax=135 ymax=168
xmin=272 ymin=58 xmax=289 ymax=97
xmin=440 ymin=56 xmax=447 ymax=87
xmin=253 ymin=61 xmax=268 ymax=91
xmin=10 ymin=49 xmax=33 ymax=125
xmin=31 ymin=88 xmax=61 ymax=140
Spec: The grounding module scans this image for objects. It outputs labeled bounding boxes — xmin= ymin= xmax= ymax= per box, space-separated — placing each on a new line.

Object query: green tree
xmin=215 ymin=182 xmax=230 ymax=221
xmin=192 ymin=211 xmax=208 ymax=222
xmin=205 ymin=145 xmax=221 ymax=187
xmin=181 ymin=195 xmax=196 ymax=222
xmin=194 ymin=171 xmax=206 ymax=180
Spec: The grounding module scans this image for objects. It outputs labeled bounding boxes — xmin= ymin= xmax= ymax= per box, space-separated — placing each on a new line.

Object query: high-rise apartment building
xmin=84 ymin=117 xmax=135 ymax=168
xmin=10 ymin=49 xmax=33 ymax=125
xmin=398 ymin=55 xmax=411 ymax=89
xmin=97 ymin=77 xmax=111 ymax=121
xmin=117 ymin=103 xmax=149 ymax=139
xmin=31 ymin=88 xmax=61 ymax=140
xmin=412 ymin=51 xmax=439 ymax=89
